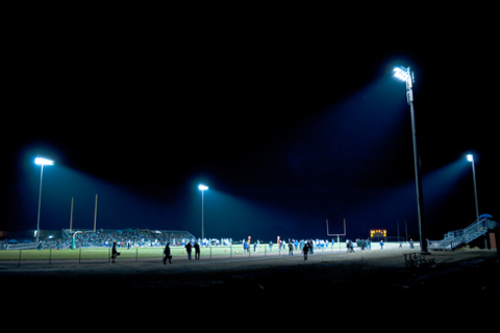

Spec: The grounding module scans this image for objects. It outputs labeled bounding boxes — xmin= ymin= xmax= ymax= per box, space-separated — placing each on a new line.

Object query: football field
xmin=0 ymin=242 xmax=357 ymax=263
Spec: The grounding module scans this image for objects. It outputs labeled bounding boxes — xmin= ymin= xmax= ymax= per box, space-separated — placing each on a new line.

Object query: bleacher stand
xmin=65 ymin=229 xmax=196 ymax=249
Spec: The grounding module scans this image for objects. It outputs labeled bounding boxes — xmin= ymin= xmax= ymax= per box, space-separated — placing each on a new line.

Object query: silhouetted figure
xmin=194 ymin=241 xmax=200 ymax=260
xmin=111 ymin=241 xmax=120 ymax=263
xmin=303 ymin=241 xmax=309 ymax=260
xmin=163 ymin=242 xmax=172 ymax=264
xmin=185 ymin=242 xmax=192 ymax=260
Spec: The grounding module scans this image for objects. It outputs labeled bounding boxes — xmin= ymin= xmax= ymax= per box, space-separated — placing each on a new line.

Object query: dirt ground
xmin=2 ymin=247 xmax=498 ymax=322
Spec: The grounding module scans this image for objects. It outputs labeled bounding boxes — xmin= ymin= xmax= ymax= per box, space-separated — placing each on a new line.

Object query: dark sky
xmin=2 ymin=7 xmax=498 ymax=241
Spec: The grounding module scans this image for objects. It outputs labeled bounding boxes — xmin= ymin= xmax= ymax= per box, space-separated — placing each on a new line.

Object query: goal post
xmin=326 ymin=218 xmax=346 ymax=249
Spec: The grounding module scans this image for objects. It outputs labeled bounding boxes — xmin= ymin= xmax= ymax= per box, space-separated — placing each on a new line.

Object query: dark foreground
xmin=2 ymin=248 xmax=498 ymax=323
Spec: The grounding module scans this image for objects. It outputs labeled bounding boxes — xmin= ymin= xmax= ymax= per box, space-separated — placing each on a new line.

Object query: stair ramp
xmin=428 ymin=216 xmax=498 ymax=251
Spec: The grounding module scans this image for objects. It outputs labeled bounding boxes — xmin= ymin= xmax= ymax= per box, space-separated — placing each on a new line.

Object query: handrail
xmin=429 ymin=217 xmax=496 ymax=251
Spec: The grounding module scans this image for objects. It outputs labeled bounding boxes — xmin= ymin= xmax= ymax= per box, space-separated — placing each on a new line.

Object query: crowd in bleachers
xmin=72 ymin=230 xmax=195 ymax=248
xmin=18 ymin=230 xmax=196 ymax=250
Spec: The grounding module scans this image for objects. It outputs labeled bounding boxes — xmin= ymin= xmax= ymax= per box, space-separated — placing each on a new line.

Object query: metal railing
xmin=429 ymin=218 xmax=495 ymax=251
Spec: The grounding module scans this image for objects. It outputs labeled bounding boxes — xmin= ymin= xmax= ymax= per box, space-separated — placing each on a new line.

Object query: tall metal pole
xmin=397 ymin=221 xmax=400 ymax=244
xmin=36 ymin=164 xmax=44 ymax=244
xmin=470 ymin=157 xmax=479 ymax=222
xmin=34 ymin=157 xmax=54 ymax=244
xmin=94 ymin=194 xmax=98 ymax=232
xmin=405 ymin=220 xmax=408 ymax=243
xmin=201 ymin=190 xmax=205 ymax=240
xmin=406 ymin=67 xmax=428 ymax=254
xmin=198 ymin=185 xmax=208 ymax=239
xmin=70 ymin=197 xmax=74 ymax=232
xmin=470 ymin=158 xmax=487 ymax=248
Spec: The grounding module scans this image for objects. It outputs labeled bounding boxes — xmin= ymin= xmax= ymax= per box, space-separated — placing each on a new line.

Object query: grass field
xmin=0 ymin=244 xmax=346 ymax=262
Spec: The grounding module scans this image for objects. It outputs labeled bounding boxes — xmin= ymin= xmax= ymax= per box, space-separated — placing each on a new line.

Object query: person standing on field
xmin=111 ymin=241 xmax=120 ymax=263
xmin=163 ymin=242 xmax=172 ymax=264
xmin=303 ymin=241 xmax=309 ymax=261
xmin=194 ymin=241 xmax=200 ymax=260
xmin=185 ymin=241 xmax=192 ymax=260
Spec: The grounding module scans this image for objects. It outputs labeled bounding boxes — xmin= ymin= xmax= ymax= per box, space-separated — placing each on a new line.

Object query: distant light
xmin=467 ymin=154 xmax=474 ymax=162
xmin=393 ymin=67 xmax=412 ymax=83
xmin=198 ymin=184 xmax=209 ymax=191
xmin=34 ymin=157 xmax=54 ymax=166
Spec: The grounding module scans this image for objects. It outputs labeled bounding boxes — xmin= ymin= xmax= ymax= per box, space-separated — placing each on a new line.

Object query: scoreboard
xmin=370 ymin=229 xmax=387 ymax=238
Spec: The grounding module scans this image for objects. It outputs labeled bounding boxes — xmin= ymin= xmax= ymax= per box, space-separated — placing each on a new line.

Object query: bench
xmin=403 ymin=252 xmax=436 ymax=268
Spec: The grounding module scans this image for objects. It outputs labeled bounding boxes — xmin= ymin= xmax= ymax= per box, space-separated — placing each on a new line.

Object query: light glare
xmin=393 ymin=67 xmax=411 ymax=82
xmin=198 ymin=184 xmax=209 ymax=191
xmin=34 ymin=157 xmax=54 ymax=166
xmin=467 ymin=154 xmax=474 ymax=162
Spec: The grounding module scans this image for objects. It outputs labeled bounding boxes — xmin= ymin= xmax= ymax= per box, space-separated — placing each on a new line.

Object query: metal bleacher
xmin=428 ymin=215 xmax=498 ymax=251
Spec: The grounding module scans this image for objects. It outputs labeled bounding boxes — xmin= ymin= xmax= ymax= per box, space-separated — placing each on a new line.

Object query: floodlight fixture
xmin=467 ymin=154 xmax=474 ymax=162
xmin=35 ymin=157 xmax=54 ymax=166
xmin=393 ymin=66 xmax=413 ymax=83
xmin=198 ymin=184 xmax=209 ymax=191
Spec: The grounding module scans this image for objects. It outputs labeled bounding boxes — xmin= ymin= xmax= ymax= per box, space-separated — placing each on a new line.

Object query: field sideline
xmin=0 ymin=242 xmax=403 ymax=262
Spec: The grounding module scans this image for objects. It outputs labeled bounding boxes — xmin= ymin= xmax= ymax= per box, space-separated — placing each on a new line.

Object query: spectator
xmin=163 ymin=242 xmax=172 ymax=264
xmin=185 ymin=241 xmax=192 ymax=260
xmin=302 ymin=241 xmax=309 ymax=261
xmin=194 ymin=241 xmax=200 ymax=260
xmin=111 ymin=241 xmax=120 ymax=263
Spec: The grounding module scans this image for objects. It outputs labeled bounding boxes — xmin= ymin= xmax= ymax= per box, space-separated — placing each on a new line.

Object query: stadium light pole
xmin=198 ymin=184 xmax=209 ymax=239
xmin=393 ymin=66 xmax=428 ymax=254
xmin=466 ymin=154 xmax=479 ymax=222
xmin=34 ymin=157 xmax=54 ymax=244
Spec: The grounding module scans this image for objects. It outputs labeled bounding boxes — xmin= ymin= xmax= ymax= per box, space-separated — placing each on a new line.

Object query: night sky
xmin=2 ymin=7 xmax=498 ymax=242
